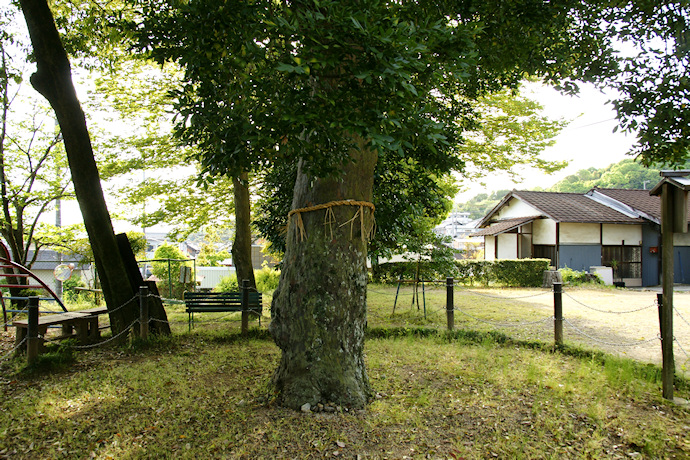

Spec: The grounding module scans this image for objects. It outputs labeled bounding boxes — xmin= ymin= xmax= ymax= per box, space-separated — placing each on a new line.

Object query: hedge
xmin=372 ymin=259 xmax=551 ymax=287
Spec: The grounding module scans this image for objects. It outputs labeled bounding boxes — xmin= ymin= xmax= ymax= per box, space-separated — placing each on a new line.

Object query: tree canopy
xmin=129 ymin=0 xmax=615 ymax=180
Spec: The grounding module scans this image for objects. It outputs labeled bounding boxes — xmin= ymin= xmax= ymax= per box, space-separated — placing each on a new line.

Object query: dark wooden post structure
xmin=553 ymin=282 xmax=563 ymax=346
xmin=27 ymin=296 xmax=40 ymax=364
xmin=241 ymin=279 xmax=249 ymax=336
xmin=660 ymin=181 xmax=676 ymax=400
xmin=650 ymin=171 xmax=690 ymax=401
xmin=446 ymin=277 xmax=454 ymax=331
xmin=139 ymin=285 xmax=149 ymax=340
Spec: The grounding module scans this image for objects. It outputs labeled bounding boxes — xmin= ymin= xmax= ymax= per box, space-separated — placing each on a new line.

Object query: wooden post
xmin=446 ymin=277 xmax=454 ymax=331
xmin=553 ymin=282 xmax=563 ymax=346
xmin=660 ymin=182 xmax=675 ymax=400
xmin=241 ymin=279 xmax=249 ymax=336
xmin=27 ymin=296 xmax=40 ymax=364
xmin=139 ymin=285 xmax=149 ymax=341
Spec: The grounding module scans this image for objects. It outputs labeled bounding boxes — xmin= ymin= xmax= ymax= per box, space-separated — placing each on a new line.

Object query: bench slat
xmin=183 ymin=291 xmax=262 ymax=330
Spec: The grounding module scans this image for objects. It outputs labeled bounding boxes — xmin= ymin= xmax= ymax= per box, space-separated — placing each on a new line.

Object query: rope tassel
xmin=287 ymin=200 xmax=375 ymax=242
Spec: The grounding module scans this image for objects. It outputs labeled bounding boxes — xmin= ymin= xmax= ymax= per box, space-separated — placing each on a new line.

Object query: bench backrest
xmin=183 ymin=291 xmax=262 ymax=312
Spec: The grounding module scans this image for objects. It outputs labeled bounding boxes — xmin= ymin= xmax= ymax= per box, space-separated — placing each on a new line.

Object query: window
xmin=602 ymin=245 xmax=642 ymax=279
xmin=533 ymin=245 xmax=556 ymax=266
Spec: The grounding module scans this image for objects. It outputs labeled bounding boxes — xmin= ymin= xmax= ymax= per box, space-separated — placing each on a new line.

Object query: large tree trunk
xmin=19 ymin=0 xmax=138 ymax=333
xmin=270 ymin=137 xmax=376 ymax=410
xmin=231 ymin=172 xmax=256 ymax=289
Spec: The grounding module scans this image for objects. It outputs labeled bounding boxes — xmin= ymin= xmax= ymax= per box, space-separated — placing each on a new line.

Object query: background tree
xmin=455 ymin=88 xmax=568 ymax=184
xmin=0 ymin=3 xmax=81 ymax=303
xmin=585 ymin=2 xmax=690 ymax=167
xmin=17 ymin=0 xmax=169 ymax=335
xmin=151 ymin=242 xmax=193 ymax=299
xmin=454 ymin=189 xmax=512 ymax=220
xmin=550 ymin=159 xmax=664 ymax=193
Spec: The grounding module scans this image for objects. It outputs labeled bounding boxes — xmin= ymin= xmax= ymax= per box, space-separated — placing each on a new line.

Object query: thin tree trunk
xmin=270 ymin=136 xmax=376 ymax=410
xmin=18 ymin=0 xmax=138 ymax=333
xmin=232 ymin=172 xmax=256 ymax=289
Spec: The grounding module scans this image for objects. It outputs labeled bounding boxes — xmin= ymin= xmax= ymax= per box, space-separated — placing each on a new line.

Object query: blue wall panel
xmin=641 ymin=223 xmax=660 ymax=287
xmin=558 ymin=245 xmax=601 ymax=272
xmin=675 ymin=247 xmax=690 ymax=284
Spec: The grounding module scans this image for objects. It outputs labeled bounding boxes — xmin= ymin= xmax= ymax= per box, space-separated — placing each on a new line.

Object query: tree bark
xmin=231 ymin=172 xmax=256 ymax=289
xmin=270 ymin=137 xmax=376 ymax=410
xmin=18 ymin=0 xmax=138 ymax=333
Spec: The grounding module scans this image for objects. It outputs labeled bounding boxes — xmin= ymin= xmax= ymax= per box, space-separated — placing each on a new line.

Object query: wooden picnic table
xmin=13 ymin=306 xmax=109 ymax=353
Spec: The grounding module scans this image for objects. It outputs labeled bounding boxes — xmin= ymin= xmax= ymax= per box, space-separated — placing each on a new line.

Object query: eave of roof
xmin=472 ymin=216 xmax=540 ymax=237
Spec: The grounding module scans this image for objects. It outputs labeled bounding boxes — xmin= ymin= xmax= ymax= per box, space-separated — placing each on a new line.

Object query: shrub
xmin=63 ymin=275 xmax=87 ymax=303
xmin=372 ymin=260 xmax=456 ymax=283
xmin=560 ymin=267 xmax=603 ymax=286
xmin=152 ymin=243 xmax=194 ymax=299
xmin=491 ymin=259 xmax=550 ymax=287
xmin=215 ymin=274 xmax=239 ymax=292
xmin=255 ymin=266 xmax=280 ymax=293
xmin=215 ymin=268 xmax=281 ymax=293
xmin=455 ymin=259 xmax=551 ymax=287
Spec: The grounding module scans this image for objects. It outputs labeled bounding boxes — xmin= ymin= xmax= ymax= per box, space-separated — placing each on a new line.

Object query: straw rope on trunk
xmin=287 ymin=200 xmax=376 ymax=242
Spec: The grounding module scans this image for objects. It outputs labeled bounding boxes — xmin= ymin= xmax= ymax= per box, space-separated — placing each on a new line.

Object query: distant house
xmin=433 ymin=212 xmax=482 ymax=257
xmin=473 ymin=188 xmax=690 ymax=287
xmin=144 ymin=231 xmax=201 ymax=260
xmin=25 ymin=249 xmax=94 ymax=293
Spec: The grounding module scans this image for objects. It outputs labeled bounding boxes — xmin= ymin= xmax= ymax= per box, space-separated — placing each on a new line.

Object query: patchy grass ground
xmin=1 ymin=285 xmax=689 ymax=459
xmin=1 ymin=333 xmax=689 ymax=459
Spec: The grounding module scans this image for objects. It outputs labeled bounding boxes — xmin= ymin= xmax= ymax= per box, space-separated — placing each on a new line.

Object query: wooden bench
xmin=184 ymin=291 xmax=262 ymax=331
xmin=13 ymin=306 xmax=109 ymax=353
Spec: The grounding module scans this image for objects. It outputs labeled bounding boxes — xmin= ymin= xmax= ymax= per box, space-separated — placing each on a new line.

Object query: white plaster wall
xmin=497 ymin=234 xmax=518 ymax=259
xmin=484 ymin=236 xmax=496 ymax=261
xmin=602 ymin=224 xmax=642 ymax=246
xmin=674 ymin=232 xmax=690 ymax=247
xmin=560 ymin=223 xmax=600 ymax=244
xmin=533 ymin=219 xmax=556 ymax=245
xmin=495 ymin=198 xmax=541 ymax=220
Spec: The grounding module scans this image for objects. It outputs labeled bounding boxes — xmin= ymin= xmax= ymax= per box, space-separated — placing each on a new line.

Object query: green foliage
xmin=214 ymin=274 xmax=238 ymax=293
xmin=152 ymin=243 xmax=193 ymax=299
xmin=373 ymin=259 xmax=549 ymax=287
xmin=372 ymin=261 xmax=447 ymax=284
xmin=455 ymin=189 xmax=512 ymax=219
xmin=549 ymin=159 xmax=665 ymax=193
xmin=196 ymin=245 xmax=231 ymax=267
xmin=456 ymin=88 xmax=568 ymax=185
xmin=214 ymin=267 xmax=280 ymax=293
xmin=491 ymin=259 xmax=548 ymax=287
xmin=559 ymin=267 xmax=603 ymax=286
xmin=62 ymin=275 xmax=87 ymax=303
xmin=255 ymin=266 xmax=280 ymax=294
xmin=456 ymin=259 xmax=551 ymax=287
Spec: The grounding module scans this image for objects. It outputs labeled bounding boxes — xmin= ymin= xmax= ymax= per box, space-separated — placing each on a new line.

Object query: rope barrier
xmin=72 ymin=320 xmax=140 ymax=350
xmin=454 ymin=306 xmax=554 ymax=328
xmin=674 ymin=307 xmax=690 ymax=329
xmin=675 ymin=338 xmax=690 ymax=361
xmin=562 ymin=318 xmax=660 ymax=347
xmin=464 ymin=289 xmax=552 ymax=300
xmin=0 ymin=336 xmax=26 ymax=363
xmin=563 ymin=292 xmax=657 ymax=314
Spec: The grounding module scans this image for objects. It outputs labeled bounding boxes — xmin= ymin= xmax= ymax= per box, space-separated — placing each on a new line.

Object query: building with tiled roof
xmin=474 ymin=188 xmax=690 ymax=287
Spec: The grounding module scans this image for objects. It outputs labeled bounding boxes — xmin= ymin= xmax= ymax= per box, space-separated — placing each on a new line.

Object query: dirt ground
xmin=492 ymin=286 xmax=690 ymax=374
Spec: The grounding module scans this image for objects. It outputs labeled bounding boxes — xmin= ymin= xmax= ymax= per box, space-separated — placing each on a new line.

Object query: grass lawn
xmin=1 ymin=284 xmax=689 ymax=459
